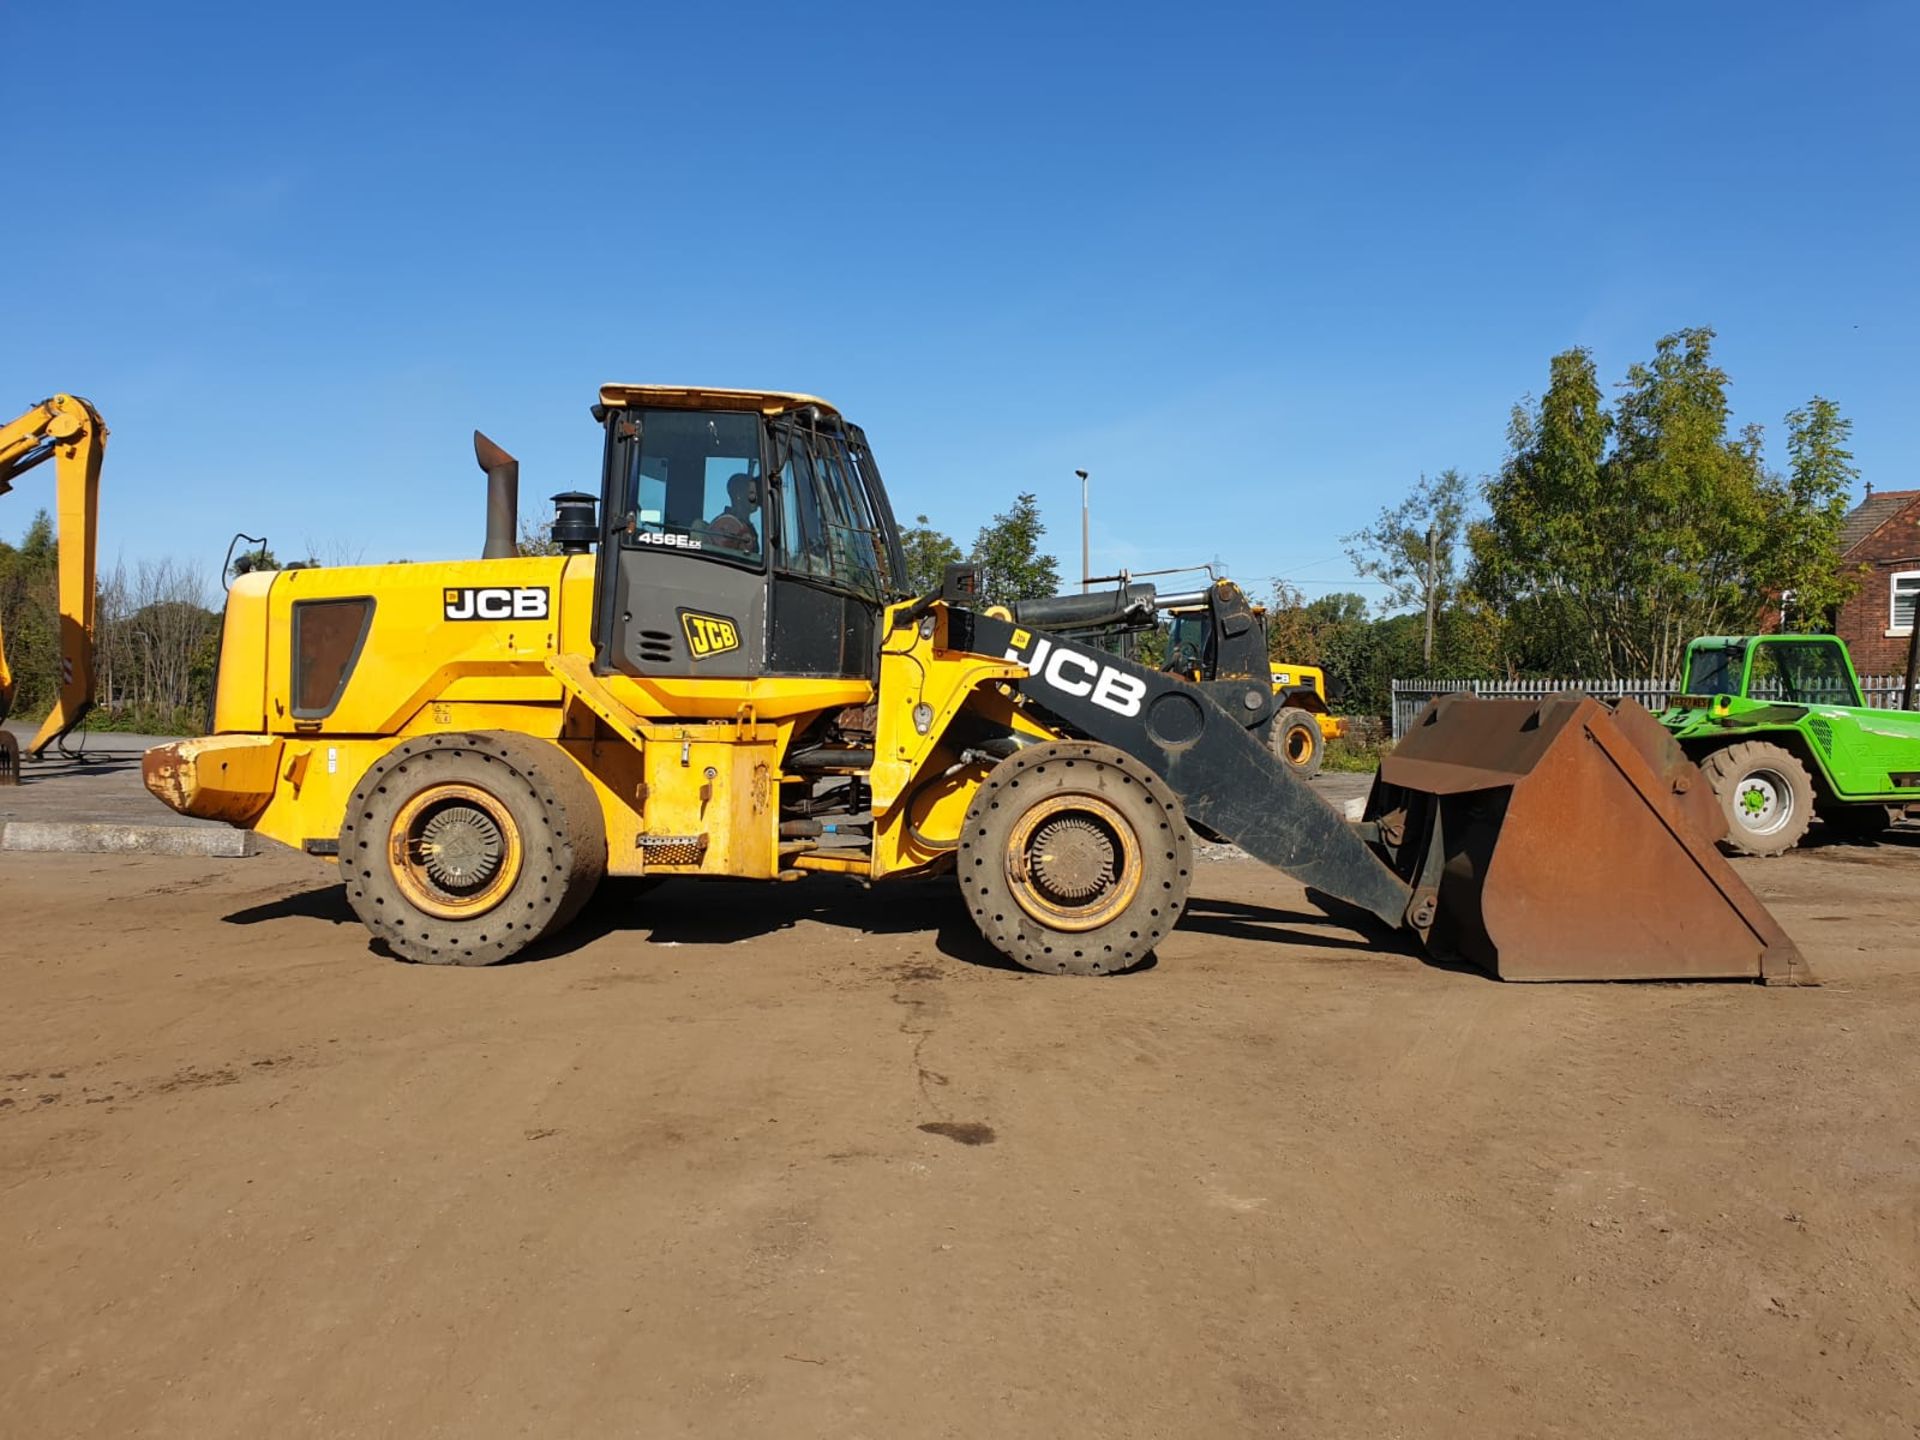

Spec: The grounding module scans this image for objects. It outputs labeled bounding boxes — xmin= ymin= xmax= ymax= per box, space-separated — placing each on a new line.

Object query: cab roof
xmin=597 ymin=383 xmax=841 ymax=419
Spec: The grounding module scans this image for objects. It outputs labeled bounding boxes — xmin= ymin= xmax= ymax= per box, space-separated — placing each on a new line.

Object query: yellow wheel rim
xmin=387 ymin=782 xmax=524 ymax=920
xmin=1285 ymin=725 xmax=1314 ymax=765
xmin=1005 ymin=792 xmax=1143 ymax=932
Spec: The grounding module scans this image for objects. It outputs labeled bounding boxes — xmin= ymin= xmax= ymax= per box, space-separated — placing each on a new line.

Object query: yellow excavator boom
xmin=0 ymin=394 xmax=106 ymax=756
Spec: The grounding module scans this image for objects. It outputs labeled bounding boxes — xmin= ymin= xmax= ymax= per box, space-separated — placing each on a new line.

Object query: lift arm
xmin=0 ymin=394 xmax=106 ymax=754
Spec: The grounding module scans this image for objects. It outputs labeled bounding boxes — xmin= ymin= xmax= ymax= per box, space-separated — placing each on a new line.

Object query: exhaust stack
xmin=474 ymin=430 xmax=519 ymax=560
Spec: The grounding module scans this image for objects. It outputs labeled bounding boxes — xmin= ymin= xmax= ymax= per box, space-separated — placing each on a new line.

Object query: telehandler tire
xmin=1700 ymin=741 xmax=1814 ymax=857
xmin=957 ymin=740 xmax=1191 ymax=976
xmin=341 ymin=732 xmax=606 ymax=965
xmin=1269 ymin=707 xmax=1324 ymax=778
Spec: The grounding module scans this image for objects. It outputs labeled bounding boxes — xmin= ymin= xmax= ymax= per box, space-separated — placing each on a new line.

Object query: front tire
xmin=957 ymin=741 xmax=1192 ymax=975
xmin=341 ymin=732 xmax=606 ymax=965
xmin=1269 ymin=707 xmax=1324 ymax=778
xmin=1700 ymin=742 xmax=1815 ymax=857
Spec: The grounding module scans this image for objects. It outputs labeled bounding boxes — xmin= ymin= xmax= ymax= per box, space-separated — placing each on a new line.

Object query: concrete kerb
xmin=0 ymin=822 xmax=254 ymax=858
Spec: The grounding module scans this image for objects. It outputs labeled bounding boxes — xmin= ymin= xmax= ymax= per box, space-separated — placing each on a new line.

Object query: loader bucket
xmin=1364 ymin=694 xmax=1812 ymax=984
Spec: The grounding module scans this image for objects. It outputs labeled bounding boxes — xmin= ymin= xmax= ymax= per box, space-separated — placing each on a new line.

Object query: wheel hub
xmin=1737 ymin=773 xmax=1785 ymax=830
xmin=1004 ymin=792 xmax=1145 ymax=933
xmin=1028 ymin=816 xmax=1117 ymax=903
xmin=418 ymin=805 xmax=505 ymax=889
xmin=387 ymin=782 xmax=525 ymax=920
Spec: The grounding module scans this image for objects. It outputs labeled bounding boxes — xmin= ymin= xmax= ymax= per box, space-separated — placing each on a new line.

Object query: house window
xmin=1893 ymin=571 xmax=1920 ymax=633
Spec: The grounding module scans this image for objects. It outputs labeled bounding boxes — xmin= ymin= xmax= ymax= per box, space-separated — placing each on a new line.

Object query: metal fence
xmin=1389 ymin=675 xmax=1915 ymax=740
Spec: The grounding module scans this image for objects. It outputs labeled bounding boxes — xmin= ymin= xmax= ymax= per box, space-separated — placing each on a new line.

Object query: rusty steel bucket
xmin=1362 ymin=694 xmax=1812 ymax=983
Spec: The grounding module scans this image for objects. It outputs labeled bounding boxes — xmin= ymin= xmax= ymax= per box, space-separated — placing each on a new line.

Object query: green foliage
xmin=1265 ymin=583 xmax=1369 ymax=668
xmin=1473 ymin=329 xmax=1859 ymax=680
xmin=970 ymin=493 xmax=1061 ymax=608
xmin=1342 ymin=469 xmax=1471 ymax=663
xmin=1261 ymin=583 xmax=1495 ymax=717
xmin=900 ymin=514 xmax=965 ymax=596
xmin=2 ymin=515 xmax=217 ymax=735
xmin=1321 ymin=732 xmax=1395 ymax=773
xmin=1779 ymin=397 xmax=1859 ymax=630
xmin=0 ymin=511 xmax=62 ymax=720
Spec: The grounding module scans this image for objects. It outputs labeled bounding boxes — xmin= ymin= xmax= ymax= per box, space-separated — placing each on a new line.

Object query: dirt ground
xmin=3 ymin=836 xmax=1919 ymax=1439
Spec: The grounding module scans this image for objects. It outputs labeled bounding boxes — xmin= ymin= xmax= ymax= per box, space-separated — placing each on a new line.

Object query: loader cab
xmin=1164 ymin=609 xmax=1211 ymax=678
xmin=1681 ymin=635 xmax=1864 ymax=708
xmin=591 ymin=386 xmax=907 ymax=681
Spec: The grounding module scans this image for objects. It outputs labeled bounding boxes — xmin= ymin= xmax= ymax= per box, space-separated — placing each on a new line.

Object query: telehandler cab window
xmin=1684 ymin=643 xmax=1742 ymax=698
xmin=1748 ymin=639 xmax=1860 ymax=706
xmin=618 ymin=409 xmax=765 ymax=566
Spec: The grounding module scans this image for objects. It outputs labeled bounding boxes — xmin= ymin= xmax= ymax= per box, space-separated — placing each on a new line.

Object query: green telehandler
xmin=1659 ymin=633 xmax=1920 ymax=854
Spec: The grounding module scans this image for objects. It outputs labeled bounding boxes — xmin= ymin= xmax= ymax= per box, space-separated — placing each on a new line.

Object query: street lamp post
xmin=1076 ymin=469 xmax=1090 ymax=593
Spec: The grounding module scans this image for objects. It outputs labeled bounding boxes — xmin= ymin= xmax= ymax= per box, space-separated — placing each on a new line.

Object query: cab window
xmin=1751 ymin=640 xmax=1860 ymax=706
xmin=619 ymin=409 xmax=765 ymax=566
xmin=1683 ymin=644 xmax=1742 ymax=697
xmin=774 ymin=422 xmax=895 ymax=598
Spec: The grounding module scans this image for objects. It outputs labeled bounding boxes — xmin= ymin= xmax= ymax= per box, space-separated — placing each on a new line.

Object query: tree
xmin=970 ymin=493 xmax=1061 ymax=607
xmin=1343 ymin=469 xmax=1470 ymax=665
xmin=899 ymin=514 xmax=964 ymax=596
xmin=517 ymin=517 xmax=562 ymax=557
xmin=1777 ymin=397 xmax=1859 ymax=630
xmin=0 ymin=511 xmax=61 ymax=718
xmin=1265 ymin=583 xmax=1368 ymax=667
xmin=1473 ymin=329 xmax=1857 ymax=680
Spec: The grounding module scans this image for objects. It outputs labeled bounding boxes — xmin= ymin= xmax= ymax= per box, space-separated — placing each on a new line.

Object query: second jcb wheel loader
xmin=144 ymin=384 xmax=1809 ymax=982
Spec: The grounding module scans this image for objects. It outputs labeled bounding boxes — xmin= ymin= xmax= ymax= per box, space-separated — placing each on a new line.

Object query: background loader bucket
xmin=1365 ymin=695 xmax=1812 ymax=984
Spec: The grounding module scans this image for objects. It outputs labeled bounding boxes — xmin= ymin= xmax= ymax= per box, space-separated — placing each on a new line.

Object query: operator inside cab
xmin=701 ymin=472 xmax=761 ymax=554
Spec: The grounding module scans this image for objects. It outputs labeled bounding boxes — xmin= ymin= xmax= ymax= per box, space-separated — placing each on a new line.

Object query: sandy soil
xmin=3 ymin=839 xmax=1918 ymax=1438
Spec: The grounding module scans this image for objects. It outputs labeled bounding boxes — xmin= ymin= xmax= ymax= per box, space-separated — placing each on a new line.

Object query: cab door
xmin=764 ymin=419 xmax=902 ymax=680
xmin=596 ymin=407 xmax=770 ymax=680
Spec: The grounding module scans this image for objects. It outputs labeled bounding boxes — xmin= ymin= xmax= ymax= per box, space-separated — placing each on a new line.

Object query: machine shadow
xmin=1801 ymin=825 xmax=1920 ymax=854
xmin=219 ymin=872 xmax=1153 ymax=974
xmin=1179 ymin=894 xmax=1385 ymax=955
xmin=219 ymin=861 xmax=1478 ymax=976
xmin=222 ymin=885 xmax=359 ymax=926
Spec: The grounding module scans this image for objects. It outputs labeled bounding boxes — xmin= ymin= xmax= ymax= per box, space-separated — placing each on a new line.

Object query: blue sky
xmin=5 ymin=1 xmax=1914 ymax=610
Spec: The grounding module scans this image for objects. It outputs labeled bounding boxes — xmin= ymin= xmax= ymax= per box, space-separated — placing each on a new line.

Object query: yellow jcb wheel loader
xmin=0 ymin=394 xmax=106 ymax=783
xmin=143 ymin=385 xmax=1810 ymax=982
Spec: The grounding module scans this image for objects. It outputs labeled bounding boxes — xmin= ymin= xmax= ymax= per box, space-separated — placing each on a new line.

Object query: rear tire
xmin=957 ymin=741 xmax=1191 ymax=975
xmin=1269 ymin=707 xmax=1324 ymax=779
xmin=341 ymin=732 xmax=606 ymax=965
xmin=1700 ymin=742 xmax=1815 ymax=857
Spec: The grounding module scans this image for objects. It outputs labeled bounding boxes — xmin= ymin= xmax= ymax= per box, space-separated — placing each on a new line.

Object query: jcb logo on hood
xmin=1003 ymin=628 xmax=1147 ymax=717
xmin=443 ymin=586 xmax=549 ymax=621
xmin=680 ymin=610 xmax=741 ymax=658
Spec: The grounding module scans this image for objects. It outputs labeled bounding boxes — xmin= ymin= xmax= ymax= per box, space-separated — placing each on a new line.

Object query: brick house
xmin=1833 ymin=488 xmax=1920 ymax=674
